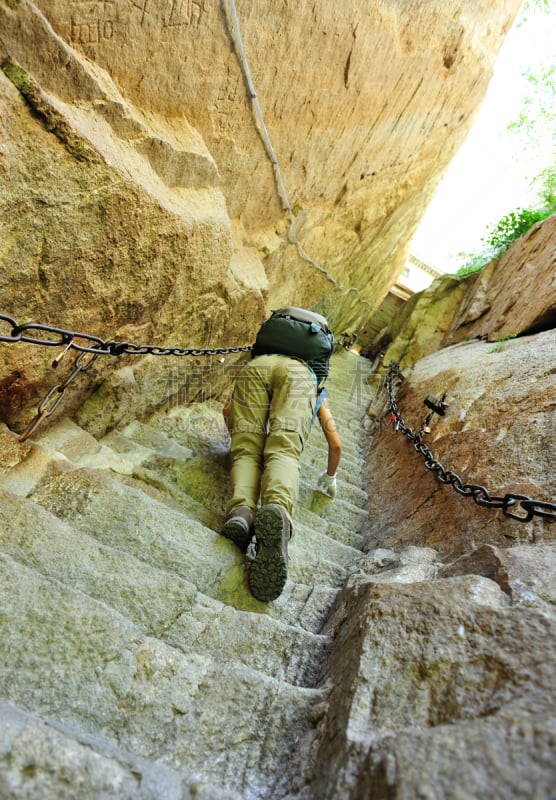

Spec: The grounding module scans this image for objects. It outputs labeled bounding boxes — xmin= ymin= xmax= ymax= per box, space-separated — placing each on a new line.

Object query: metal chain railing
xmin=17 ymin=349 xmax=101 ymax=441
xmin=0 ymin=313 xmax=253 ymax=357
xmin=1 ymin=313 xmax=253 ymax=441
xmin=385 ymin=361 xmax=556 ymax=524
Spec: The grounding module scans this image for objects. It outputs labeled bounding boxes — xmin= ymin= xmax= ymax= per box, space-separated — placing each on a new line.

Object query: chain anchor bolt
xmin=424 ymin=393 xmax=449 ymax=417
xmin=52 ymin=339 xmax=74 ymax=368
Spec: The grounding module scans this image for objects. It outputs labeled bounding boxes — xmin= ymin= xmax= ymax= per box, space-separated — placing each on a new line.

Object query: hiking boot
xmin=249 ymin=504 xmax=290 ymax=602
xmin=221 ymin=506 xmax=254 ymax=553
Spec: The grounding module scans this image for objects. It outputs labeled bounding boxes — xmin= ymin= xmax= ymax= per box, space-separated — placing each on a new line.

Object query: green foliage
xmin=488 ymin=334 xmax=517 ymax=353
xmin=453 ymin=0 xmax=556 ymax=280
xmin=454 ymin=253 xmax=492 ymax=278
xmin=532 ymin=165 xmax=556 ymax=201
xmin=508 ymin=65 xmax=556 ymax=150
xmin=455 ymin=195 xmax=556 ymax=278
xmin=518 ymin=0 xmax=552 ymax=25
xmin=485 ymin=206 xmax=551 ymax=250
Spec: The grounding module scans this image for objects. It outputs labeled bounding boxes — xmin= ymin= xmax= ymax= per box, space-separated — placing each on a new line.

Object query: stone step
xmin=146 ymin=374 xmax=372 ymax=459
xmin=287 ymin=522 xmax=364 ymax=589
xmin=305 ymin=433 xmax=366 ymax=467
xmin=0 ymin=423 xmax=80 ymax=497
xmin=144 ymin=402 xmax=230 ymax=456
xmin=299 ymin=470 xmax=368 ymax=508
xmin=22 ymin=419 xmax=368 ymax=541
xmin=0 ymin=354 xmax=376 ymax=798
xmin=326 ymin=391 xmax=374 ymax=414
xmin=8 ymin=418 xmax=223 ymax=534
xmin=0 ymin=700 xmax=243 ymax=800
xmin=1 ymin=423 xmax=344 ymax=633
xmin=0 ymin=490 xmax=331 ymax=687
xmin=295 ymin=505 xmax=365 ymax=550
xmin=103 ymin=414 xmax=370 ymax=532
xmin=302 ymin=444 xmax=367 ymax=483
xmin=27 ymin=466 xmax=347 ymax=628
xmin=106 ymin=426 xmax=368 ymax=516
xmin=28 ymin=467 xmax=240 ymax=594
xmin=30 ymin=460 xmax=354 ymax=605
xmin=306 ymin=415 xmax=370 ymax=449
xmin=0 ymin=554 xmax=324 ymax=797
xmin=327 ymin=379 xmax=374 ymax=400
xmin=298 ymin=484 xmax=369 ymax=533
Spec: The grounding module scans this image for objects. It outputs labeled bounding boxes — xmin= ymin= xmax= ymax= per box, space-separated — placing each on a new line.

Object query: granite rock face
xmin=0 ymin=344 xmax=554 ymax=799
xmin=369 ymin=212 xmax=556 ymax=368
xmin=0 ymin=0 xmax=521 ymax=430
xmin=312 ymin=576 xmax=555 ymax=800
xmin=1 ymin=1 xmax=554 ymax=797
xmin=446 ymin=213 xmax=556 ymax=342
xmin=365 ymin=328 xmax=555 ymax=559
xmin=339 ymin=217 xmax=555 ymax=798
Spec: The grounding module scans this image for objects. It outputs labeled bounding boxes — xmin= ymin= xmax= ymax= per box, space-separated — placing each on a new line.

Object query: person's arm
xmin=318 ymin=399 xmax=341 ymax=475
xmin=315 ymin=399 xmax=341 ymax=498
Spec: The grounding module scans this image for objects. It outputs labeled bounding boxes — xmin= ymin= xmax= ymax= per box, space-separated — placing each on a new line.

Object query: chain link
xmin=385 ymin=361 xmax=555 ymax=524
xmin=1 ymin=313 xmax=253 ymax=441
xmin=18 ymin=350 xmax=101 ymax=441
xmin=0 ymin=314 xmax=254 ymax=357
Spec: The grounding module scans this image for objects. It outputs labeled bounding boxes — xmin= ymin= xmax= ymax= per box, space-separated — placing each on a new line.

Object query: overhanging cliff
xmin=0 ymin=0 xmax=522 ymax=431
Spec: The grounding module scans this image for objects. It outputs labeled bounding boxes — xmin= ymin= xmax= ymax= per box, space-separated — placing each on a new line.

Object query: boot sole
xmin=221 ymin=518 xmax=252 ymax=553
xmin=249 ymin=506 xmax=288 ymax=602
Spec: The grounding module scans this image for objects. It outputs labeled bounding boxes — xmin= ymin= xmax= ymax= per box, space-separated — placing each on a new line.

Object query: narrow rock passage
xmin=0 ymin=350 xmax=375 ymax=799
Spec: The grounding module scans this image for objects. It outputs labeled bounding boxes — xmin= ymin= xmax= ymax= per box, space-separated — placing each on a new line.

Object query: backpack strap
xmin=309 ymin=387 xmax=328 ymax=432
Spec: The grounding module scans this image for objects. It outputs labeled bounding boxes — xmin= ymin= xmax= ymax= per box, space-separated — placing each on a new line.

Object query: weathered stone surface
xmin=353 ymin=544 xmax=440 ymax=585
xmin=313 ymin=577 xmax=556 ymax=799
xmin=0 ymin=553 xmax=325 ymax=797
xmin=446 ymin=213 xmax=556 ymax=343
xmin=368 ymin=275 xmax=468 ymax=368
xmin=0 ymin=701 xmax=241 ymax=800
xmin=365 ymin=328 xmax=555 ymax=560
xmin=33 ymin=0 xmax=520 ymax=258
xmin=0 ymin=340 xmax=554 ymax=799
xmin=0 ymin=0 xmax=521 ymax=432
xmin=440 ymin=542 xmax=556 ymax=612
xmin=368 ymin=212 xmax=556 ymax=368
xmin=0 ymin=351 xmax=377 ymax=798
xmin=0 ymin=4 xmax=262 ymax=432
xmin=353 ymin=712 xmax=556 ymax=800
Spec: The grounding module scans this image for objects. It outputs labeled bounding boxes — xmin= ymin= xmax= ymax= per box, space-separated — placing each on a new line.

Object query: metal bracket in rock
xmin=385 ymin=361 xmax=556 ymax=524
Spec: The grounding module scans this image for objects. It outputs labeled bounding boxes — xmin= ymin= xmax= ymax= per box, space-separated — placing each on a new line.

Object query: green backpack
xmin=252 ymin=306 xmax=334 ymax=385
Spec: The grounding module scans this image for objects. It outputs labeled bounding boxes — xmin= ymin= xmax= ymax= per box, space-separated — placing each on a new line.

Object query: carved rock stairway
xmin=0 ymin=350 xmax=374 ymax=799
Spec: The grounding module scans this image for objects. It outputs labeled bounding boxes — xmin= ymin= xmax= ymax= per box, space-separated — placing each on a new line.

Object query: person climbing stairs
xmin=0 ymin=349 xmax=374 ymax=798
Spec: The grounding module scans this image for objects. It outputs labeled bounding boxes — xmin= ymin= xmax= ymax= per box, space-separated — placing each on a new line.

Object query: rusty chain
xmin=0 ymin=313 xmax=253 ymax=357
xmin=17 ymin=350 xmax=101 ymax=441
xmin=1 ymin=313 xmax=253 ymax=441
xmin=385 ymin=361 xmax=555 ymax=524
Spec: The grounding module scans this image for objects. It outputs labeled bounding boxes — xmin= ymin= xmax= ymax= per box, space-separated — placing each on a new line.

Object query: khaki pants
xmin=228 ymin=354 xmax=317 ymax=519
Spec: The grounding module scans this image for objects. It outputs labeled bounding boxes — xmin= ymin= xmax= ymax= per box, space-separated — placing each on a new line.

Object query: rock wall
xmin=325 ymin=320 xmax=556 ymax=797
xmin=366 ymin=329 xmax=554 ymax=559
xmin=312 ymin=222 xmax=555 ymax=796
xmin=0 ymin=307 xmax=554 ymax=798
xmin=2 ymin=6 xmax=554 ymax=794
xmin=0 ymin=0 xmax=521 ymax=432
xmin=326 ymin=217 xmax=556 ymax=800
xmin=369 ymin=212 xmax=556 ymax=369
xmin=363 ymin=212 xmax=555 ymax=563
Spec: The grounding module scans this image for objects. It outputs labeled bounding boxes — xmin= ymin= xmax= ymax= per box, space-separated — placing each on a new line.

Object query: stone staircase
xmin=0 ymin=350 xmax=375 ymax=799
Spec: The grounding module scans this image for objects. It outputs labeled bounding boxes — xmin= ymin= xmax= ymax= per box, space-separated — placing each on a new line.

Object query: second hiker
xmin=222 ymin=306 xmax=342 ymax=602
